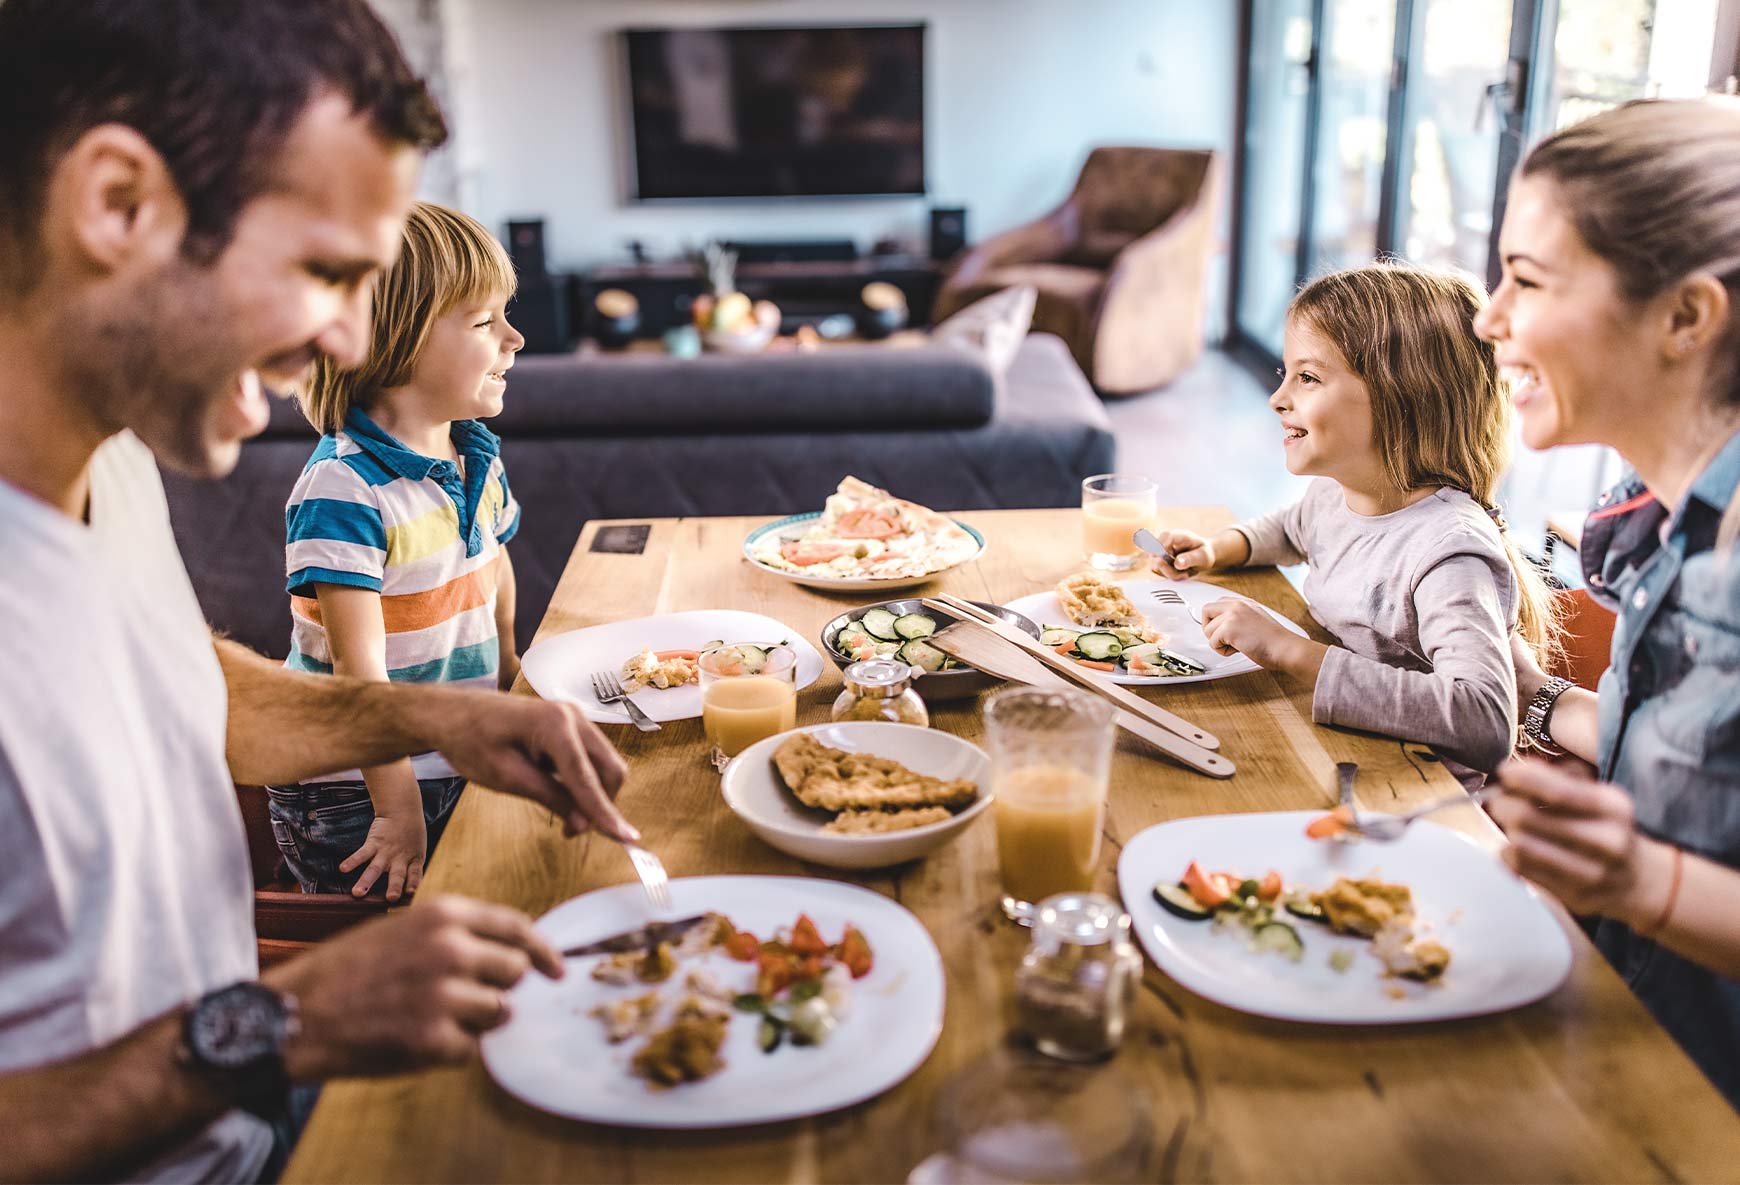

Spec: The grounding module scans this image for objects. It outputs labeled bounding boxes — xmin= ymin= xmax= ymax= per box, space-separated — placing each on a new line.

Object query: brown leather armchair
xmin=934 ymin=147 xmax=1218 ymax=396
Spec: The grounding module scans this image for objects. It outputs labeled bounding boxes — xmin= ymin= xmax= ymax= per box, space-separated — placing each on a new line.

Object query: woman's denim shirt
xmin=1580 ymin=426 xmax=1740 ymax=1102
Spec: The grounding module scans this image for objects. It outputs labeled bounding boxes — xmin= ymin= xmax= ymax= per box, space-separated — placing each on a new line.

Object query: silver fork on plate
xmin=1345 ymin=788 xmax=1495 ymax=841
xmin=623 ymin=842 xmax=674 ymax=915
xmin=1150 ymin=587 xmax=1204 ymax=625
xmin=590 ymin=670 xmax=661 ymax=733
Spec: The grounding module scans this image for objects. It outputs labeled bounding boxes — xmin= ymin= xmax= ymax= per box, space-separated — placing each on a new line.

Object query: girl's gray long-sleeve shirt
xmin=1233 ymin=479 xmax=1519 ymax=781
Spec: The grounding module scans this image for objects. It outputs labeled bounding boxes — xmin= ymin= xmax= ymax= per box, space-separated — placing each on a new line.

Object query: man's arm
xmin=0 ymin=896 xmax=563 ymax=1182
xmin=215 ymin=636 xmax=637 ymax=842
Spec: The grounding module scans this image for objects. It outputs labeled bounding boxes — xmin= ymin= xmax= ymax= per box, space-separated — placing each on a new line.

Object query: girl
xmin=270 ymin=201 xmax=526 ymax=899
xmin=1474 ymin=97 xmax=1740 ymax=1104
xmin=1150 ymin=263 xmax=1555 ymax=785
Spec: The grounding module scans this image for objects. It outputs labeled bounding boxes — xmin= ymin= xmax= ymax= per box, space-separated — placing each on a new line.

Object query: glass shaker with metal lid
xmin=1015 ymin=892 xmax=1142 ymax=1061
xmin=830 ymin=659 xmax=929 ymax=727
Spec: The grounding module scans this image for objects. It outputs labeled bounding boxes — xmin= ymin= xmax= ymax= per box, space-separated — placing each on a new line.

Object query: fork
xmin=1346 ymin=788 xmax=1495 ymax=842
xmin=1150 ymin=587 xmax=1204 ymax=625
xmin=590 ymin=670 xmax=661 ymax=733
xmin=623 ymin=842 xmax=674 ymax=915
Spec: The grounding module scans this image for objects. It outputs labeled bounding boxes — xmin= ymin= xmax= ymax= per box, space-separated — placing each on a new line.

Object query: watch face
xmin=190 ymin=984 xmax=285 ymax=1070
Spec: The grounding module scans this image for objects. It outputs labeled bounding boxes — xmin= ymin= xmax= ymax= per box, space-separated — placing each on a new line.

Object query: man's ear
xmin=45 ymin=123 xmax=188 ymax=275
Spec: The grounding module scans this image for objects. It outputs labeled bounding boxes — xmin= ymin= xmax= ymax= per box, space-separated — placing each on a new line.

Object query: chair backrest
xmin=1068 ymin=147 xmax=1216 ymax=247
xmin=1549 ymin=587 xmax=1616 ymax=691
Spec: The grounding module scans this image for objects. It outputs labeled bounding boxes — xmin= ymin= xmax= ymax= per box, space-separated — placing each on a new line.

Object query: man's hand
xmin=425 ymin=692 xmax=637 ymax=843
xmin=340 ymin=811 xmax=427 ymax=901
xmin=263 ymin=895 xmax=563 ymax=1080
xmin=1147 ymin=529 xmax=1217 ymax=581
xmin=1487 ymin=757 xmax=1668 ymax=921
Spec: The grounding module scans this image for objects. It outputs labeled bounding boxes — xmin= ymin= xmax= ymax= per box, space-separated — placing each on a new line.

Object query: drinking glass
xmin=1080 ymin=474 xmax=1157 ymax=571
xmin=913 ymin=1047 xmax=1154 ymax=1184
xmin=983 ymin=688 xmax=1116 ymax=923
xmin=699 ymin=643 xmax=798 ymax=770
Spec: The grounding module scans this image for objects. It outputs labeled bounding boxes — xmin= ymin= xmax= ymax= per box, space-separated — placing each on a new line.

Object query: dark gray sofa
xmin=164 ymin=332 xmax=1114 ymax=658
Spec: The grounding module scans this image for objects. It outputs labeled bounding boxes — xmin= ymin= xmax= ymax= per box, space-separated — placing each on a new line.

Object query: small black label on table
xmin=590 ymin=524 xmax=651 ymax=555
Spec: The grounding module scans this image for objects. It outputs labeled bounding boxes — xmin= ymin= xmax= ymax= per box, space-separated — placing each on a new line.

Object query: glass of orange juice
xmin=984 ymin=687 xmax=1116 ymax=922
xmin=700 ymin=642 xmax=799 ymax=770
xmin=1081 ymin=474 xmax=1157 ymax=571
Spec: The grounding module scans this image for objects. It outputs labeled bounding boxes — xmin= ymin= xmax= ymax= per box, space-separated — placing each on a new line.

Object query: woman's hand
xmin=1487 ymin=757 xmax=1672 ymax=922
xmin=340 ymin=810 xmax=429 ymax=901
xmin=1147 ymin=529 xmax=1217 ymax=580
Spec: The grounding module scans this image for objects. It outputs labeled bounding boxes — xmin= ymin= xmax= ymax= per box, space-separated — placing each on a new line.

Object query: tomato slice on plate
xmin=833 ymin=508 xmax=901 ymax=539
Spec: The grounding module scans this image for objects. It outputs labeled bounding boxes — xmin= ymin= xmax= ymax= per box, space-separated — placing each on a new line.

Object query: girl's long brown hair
xmin=1290 ymin=263 xmax=1560 ymax=662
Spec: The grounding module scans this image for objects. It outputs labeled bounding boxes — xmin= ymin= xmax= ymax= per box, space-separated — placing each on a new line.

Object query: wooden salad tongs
xmin=920 ymin=595 xmax=1233 ymax=779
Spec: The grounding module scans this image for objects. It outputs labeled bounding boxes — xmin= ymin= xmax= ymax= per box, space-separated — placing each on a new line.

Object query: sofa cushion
xmin=932 ymin=285 xmax=1037 ymax=381
xmin=490 ymin=343 xmax=996 ymax=435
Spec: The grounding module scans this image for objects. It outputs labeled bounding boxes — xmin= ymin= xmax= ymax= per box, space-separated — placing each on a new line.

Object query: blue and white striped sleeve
xmin=285 ymin=459 xmax=388 ymax=596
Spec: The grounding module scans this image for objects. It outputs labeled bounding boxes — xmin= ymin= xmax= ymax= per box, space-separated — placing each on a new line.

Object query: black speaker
xmin=506 ymin=219 xmax=547 ymax=277
xmin=507 ymin=274 xmax=569 ymax=354
xmin=929 ymin=207 xmax=967 ymax=261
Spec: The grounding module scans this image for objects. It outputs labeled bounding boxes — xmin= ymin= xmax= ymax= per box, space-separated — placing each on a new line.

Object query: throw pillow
xmin=931 ymin=284 xmax=1036 ymax=380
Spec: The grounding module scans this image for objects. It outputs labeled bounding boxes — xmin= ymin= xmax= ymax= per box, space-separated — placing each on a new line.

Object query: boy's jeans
xmin=265 ymin=776 xmax=466 ymax=895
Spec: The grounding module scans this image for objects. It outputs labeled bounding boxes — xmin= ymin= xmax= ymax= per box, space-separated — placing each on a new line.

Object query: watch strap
xmin=1522 ymin=676 xmax=1574 ymax=756
xmin=177 ymin=982 xmax=298 ymax=1120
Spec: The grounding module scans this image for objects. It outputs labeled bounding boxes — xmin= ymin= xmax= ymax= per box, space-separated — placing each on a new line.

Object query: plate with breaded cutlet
xmin=721 ymin=723 xmax=992 ymax=869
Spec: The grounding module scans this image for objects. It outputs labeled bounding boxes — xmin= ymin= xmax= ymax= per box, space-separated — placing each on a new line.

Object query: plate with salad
xmin=1002 ymin=576 xmax=1307 ymax=685
xmin=520 ymin=609 xmax=826 ymax=724
xmin=1116 ymin=811 xmax=1572 ymax=1024
xmin=482 ymin=875 xmax=946 ymax=1128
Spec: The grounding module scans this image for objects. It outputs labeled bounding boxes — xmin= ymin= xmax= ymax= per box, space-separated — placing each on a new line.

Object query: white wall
xmin=429 ymin=0 xmax=1237 ymax=329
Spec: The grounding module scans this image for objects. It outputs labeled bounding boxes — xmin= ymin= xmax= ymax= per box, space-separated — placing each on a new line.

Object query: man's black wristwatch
xmin=1522 ymin=676 xmax=1574 ymax=757
xmin=176 ymin=981 xmax=300 ymax=1119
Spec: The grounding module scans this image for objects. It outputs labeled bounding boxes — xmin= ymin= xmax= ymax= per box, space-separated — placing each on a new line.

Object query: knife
xmin=559 ymin=914 xmax=712 ymax=959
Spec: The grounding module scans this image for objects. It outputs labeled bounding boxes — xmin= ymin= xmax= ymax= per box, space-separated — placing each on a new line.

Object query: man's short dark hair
xmin=0 ymin=0 xmax=448 ymax=283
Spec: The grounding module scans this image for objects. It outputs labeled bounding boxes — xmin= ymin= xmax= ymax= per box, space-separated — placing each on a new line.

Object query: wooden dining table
xmin=284 ymin=507 xmax=1740 ymax=1184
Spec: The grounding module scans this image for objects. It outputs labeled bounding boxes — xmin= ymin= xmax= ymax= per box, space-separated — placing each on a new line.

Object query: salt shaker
xmin=830 ymin=659 xmax=929 ymax=727
xmin=1015 ymin=892 xmax=1142 ymax=1061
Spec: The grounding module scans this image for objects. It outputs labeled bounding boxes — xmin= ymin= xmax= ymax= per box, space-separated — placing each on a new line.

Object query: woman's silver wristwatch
xmin=1522 ymin=676 xmax=1574 ymax=756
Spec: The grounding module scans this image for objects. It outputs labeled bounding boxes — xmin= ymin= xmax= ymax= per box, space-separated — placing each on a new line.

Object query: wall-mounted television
xmin=620 ymin=24 xmax=926 ymax=200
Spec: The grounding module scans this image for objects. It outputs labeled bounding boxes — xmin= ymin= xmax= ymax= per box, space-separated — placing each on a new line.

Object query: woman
xmin=1474 ymin=97 xmax=1740 ymax=1102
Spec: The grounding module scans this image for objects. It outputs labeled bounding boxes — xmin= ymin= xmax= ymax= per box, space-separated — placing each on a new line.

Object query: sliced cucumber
xmin=1074 ymin=632 xmax=1124 ymax=661
xmin=1153 ymin=648 xmax=1207 ymax=677
xmin=1283 ymin=893 xmax=1327 ymax=924
xmin=898 ymin=639 xmax=949 ymax=673
xmin=701 ymin=639 xmax=725 ymax=652
xmin=1153 ymin=881 xmax=1212 ymax=921
xmin=893 ymin=612 xmax=937 ymax=640
xmin=1040 ymin=626 xmax=1083 ymax=647
xmin=735 ymin=644 xmax=768 ymax=674
xmin=1251 ymin=920 xmax=1305 ymax=961
xmin=1110 ymin=628 xmax=1148 ymax=649
xmin=860 ymin=608 xmax=901 ymax=641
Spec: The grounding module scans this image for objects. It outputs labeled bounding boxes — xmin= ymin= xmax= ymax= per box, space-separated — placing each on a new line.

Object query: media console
xmin=576 ymin=255 xmax=944 ymax=341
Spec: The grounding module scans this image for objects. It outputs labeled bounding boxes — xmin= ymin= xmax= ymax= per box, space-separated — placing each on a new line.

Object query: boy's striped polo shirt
xmin=283 ymin=408 xmax=520 ymax=782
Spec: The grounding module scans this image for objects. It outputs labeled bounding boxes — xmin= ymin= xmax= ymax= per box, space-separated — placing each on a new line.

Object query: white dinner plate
xmin=742 ymin=511 xmax=986 ymax=593
xmin=481 ymin=875 xmax=946 ymax=1128
xmin=1002 ymin=577 xmax=1307 ymax=685
xmin=520 ymin=609 xmax=824 ymax=724
xmin=1116 ymin=811 xmax=1573 ymax=1024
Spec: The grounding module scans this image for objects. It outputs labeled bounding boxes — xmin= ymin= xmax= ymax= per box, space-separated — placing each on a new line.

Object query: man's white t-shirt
xmin=0 ymin=433 xmax=272 ymax=1182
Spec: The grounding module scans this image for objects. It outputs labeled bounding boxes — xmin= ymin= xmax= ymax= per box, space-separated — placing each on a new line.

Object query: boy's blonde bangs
xmin=297 ymin=201 xmax=517 ymax=434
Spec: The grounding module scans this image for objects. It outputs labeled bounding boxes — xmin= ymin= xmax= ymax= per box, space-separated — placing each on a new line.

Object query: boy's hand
xmin=1148 ymin=529 xmax=1216 ymax=580
xmin=340 ymin=811 xmax=428 ymax=901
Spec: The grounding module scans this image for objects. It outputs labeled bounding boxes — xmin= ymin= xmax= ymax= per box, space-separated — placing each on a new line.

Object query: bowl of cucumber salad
xmin=820 ymin=599 xmax=1041 ymax=703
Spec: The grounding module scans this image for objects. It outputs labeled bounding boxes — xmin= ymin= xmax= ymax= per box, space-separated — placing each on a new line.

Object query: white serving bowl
xmin=720 ymin=722 xmax=992 ymax=870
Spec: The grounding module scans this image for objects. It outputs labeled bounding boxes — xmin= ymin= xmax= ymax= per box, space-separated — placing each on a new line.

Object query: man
xmin=0 ymin=2 xmax=636 ymax=1179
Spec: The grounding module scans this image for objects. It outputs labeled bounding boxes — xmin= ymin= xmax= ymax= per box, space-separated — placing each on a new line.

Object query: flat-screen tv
xmin=621 ymin=24 xmax=926 ymax=200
